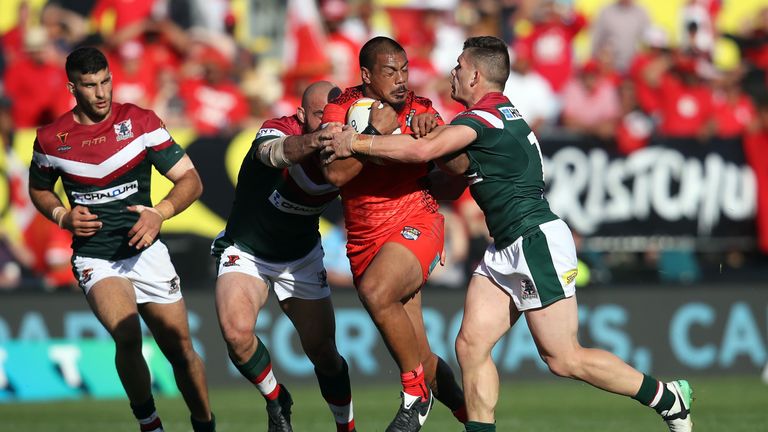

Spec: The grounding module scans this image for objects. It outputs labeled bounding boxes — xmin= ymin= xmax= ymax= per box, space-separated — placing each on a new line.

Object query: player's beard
xmin=84 ymin=95 xmax=112 ymax=122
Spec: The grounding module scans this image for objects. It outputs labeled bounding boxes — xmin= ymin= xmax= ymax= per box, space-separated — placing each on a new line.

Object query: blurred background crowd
xmin=0 ymin=0 xmax=767 ymax=293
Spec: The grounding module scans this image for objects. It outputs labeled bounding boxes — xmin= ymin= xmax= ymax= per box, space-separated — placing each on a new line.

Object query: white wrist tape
xmin=256 ymin=136 xmax=292 ymax=168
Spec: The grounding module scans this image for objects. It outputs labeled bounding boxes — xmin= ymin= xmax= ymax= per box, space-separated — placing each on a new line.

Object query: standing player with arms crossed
xmin=321 ymin=36 xmax=467 ymax=432
xmin=28 ymin=47 xmax=216 ymax=432
xmin=323 ymin=36 xmax=694 ymax=432
xmin=212 ymin=81 xmax=356 ymax=432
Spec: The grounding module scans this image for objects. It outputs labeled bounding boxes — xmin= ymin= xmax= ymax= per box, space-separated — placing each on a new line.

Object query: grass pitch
xmin=1 ymin=376 xmax=766 ymax=431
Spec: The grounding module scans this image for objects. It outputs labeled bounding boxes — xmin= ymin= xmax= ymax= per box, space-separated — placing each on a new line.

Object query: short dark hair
xmin=359 ymin=36 xmax=405 ymax=70
xmin=462 ymin=36 xmax=510 ymax=88
xmin=65 ymin=46 xmax=109 ymax=81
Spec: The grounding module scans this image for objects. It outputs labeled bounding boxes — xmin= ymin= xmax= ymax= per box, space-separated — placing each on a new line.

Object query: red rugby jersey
xmin=322 ymin=86 xmax=442 ymax=240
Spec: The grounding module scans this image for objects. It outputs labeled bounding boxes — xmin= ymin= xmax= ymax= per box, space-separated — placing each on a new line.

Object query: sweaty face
xmin=70 ymin=68 xmax=113 ymax=123
xmin=364 ymin=51 xmax=409 ymax=110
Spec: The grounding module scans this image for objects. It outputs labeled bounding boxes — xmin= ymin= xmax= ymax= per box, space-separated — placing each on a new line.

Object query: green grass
xmin=1 ymin=377 xmax=767 ymax=431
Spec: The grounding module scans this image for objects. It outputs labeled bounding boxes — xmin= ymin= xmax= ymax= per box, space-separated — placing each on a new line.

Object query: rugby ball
xmin=345 ymin=97 xmax=401 ymax=134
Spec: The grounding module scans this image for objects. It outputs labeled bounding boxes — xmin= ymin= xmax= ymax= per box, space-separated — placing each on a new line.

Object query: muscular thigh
xmin=140 ymin=299 xmax=194 ymax=351
xmin=215 ymin=272 xmax=270 ymax=328
xmin=86 ymin=276 xmax=141 ymax=338
xmin=362 ymin=242 xmax=426 ymax=301
xmin=459 ymin=275 xmax=520 ymax=350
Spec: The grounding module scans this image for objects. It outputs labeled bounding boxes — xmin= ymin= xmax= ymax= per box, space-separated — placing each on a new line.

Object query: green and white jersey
xmin=30 ymin=103 xmax=185 ymax=260
xmin=450 ymin=92 xmax=558 ymax=249
xmin=216 ymin=115 xmax=339 ymax=262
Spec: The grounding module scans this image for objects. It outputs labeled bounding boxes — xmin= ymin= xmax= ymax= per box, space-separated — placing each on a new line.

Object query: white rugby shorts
xmin=216 ymin=240 xmax=330 ymax=301
xmin=72 ymin=241 xmax=182 ymax=304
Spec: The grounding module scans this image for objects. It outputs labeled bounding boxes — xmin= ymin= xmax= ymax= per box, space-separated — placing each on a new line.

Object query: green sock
xmin=231 ymin=336 xmax=271 ymax=382
xmin=633 ymin=374 xmax=675 ymax=414
xmin=465 ymin=420 xmax=495 ymax=431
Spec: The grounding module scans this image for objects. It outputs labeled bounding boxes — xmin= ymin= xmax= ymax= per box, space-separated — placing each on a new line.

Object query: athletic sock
xmin=633 ymin=374 xmax=676 ymax=414
xmin=315 ymin=358 xmax=355 ymax=432
xmin=433 ymin=355 xmax=468 ymax=423
xmin=465 ymin=420 xmax=495 ymax=431
xmin=191 ymin=413 xmax=216 ymax=432
xmin=130 ymin=396 xmax=164 ymax=432
xmin=231 ymin=336 xmax=281 ymax=401
xmin=401 ymin=363 xmax=429 ymax=400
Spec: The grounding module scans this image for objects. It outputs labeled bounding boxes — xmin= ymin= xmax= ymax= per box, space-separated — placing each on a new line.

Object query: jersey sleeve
xmin=254 ymin=117 xmax=294 ymax=146
xmin=450 ymin=112 xmax=486 ymax=139
xmin=142 ymin=110 xmax=185 ymax=174
xmin=322 ymin=102 xmax=347 ymax=126
xmin=29 ymin=135 xmax=59 ymax=189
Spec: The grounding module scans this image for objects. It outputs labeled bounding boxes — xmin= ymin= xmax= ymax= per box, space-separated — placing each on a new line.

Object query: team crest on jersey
xmin=401 ymin=226 xmax=421 ymax=240
xmin=405 ymin=109 xmax=417 ymax=128
xmin=168 ymin=276 xmax=180 ymax=295
xmin=114 ymin=119 xmax=134 ymax=141
xmin=499 ymin=106 xmax=523 ymax=121
xmin=520 ymin=279 xmax=538 ymax=300
xmin=56 ymin=131 xmax=68 ymax=144
xmin=223 ymin=255 xmax=241 ymax=267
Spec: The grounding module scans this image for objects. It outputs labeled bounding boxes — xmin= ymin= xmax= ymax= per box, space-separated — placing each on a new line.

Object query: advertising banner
xmin=1 ymin=287 xmax=766 ymax=402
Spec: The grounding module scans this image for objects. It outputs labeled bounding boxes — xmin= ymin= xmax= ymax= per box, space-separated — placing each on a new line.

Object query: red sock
xmin=401 ymin=364 xmax=428 ymax=400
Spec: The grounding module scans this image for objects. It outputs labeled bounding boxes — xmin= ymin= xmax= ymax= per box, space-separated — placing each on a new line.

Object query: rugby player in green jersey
xmin=211 ymin=81 xmax=356 ymax=432
xmin=322 ymin=36 xmax=693 ymax=432
xmin=28 ymin=47 xmax=215 ymax=432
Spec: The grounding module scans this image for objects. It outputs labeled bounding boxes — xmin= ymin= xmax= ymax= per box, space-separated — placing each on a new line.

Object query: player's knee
xmin=542 ymin=354 xmax=580 ymax=379
xmin=111 ymin=325 xmax=143 ymax=353
xmin=219 ymin=318 xmax=255 ymax=351
xmin=455 ymin=331 xmax=478 ymax=365
xmin=355 ymin=279 xmax=390 ymax=313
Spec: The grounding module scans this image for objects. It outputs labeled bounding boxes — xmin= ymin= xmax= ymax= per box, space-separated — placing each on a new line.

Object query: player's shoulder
xmin=452 ymin=93 xmax=515 ymax=128
xmin=410 ymin=92 xmax=435 ymax=110
xmin=258 ymin=114 xmax=302 ymax=138
xmin=114 ymin=102 xmax=158 ymax=121
xmin=329 ymin=85 xmax=364 ymax=108
xmin=36 ymin=110 xmax=75 ymax=150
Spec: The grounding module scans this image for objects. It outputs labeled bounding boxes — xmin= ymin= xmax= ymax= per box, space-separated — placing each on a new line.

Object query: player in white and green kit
xmin=212 ymin=81 xmax=357 ymax=432
xmin=28 ymin=47 xmax=215 ymax=432
xmin=322 ymin=36 xmax=693 ymax=432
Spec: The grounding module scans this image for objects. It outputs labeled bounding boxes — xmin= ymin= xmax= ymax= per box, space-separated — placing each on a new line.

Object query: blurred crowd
xmin=0 ymin=0 xmax=767 ymax=292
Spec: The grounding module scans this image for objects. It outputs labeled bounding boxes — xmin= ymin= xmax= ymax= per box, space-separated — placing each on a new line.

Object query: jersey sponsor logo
xmin=520 ymin=279 xmax=538 ymax=300
xmin=256 ymin=128 xmax=286 ymax=139
xmin=82 ymin=135 xmax=106 ymax=147
xmin=223 ymin=255 xmax=240 ymax=267
xmin=56 ymin=132 xmax=68 ymax=145
xmin=268 ymin=190 xmax=327 ymax=215
xmin=114 ymin=119 xmax=134 ymax=141
xmin=168 ymin=276 xmax=180 ymax=295
xmin=499 ymin=106 xmax=523 ymax=121
xmin=401 ymin=226 xmax=421 ymax=240
xmin=57 ymin=145 xmax=71 ymax=153
xmin=562 ymin=269 xmax=578 ymax=285
xmin=71 ymin=180 xmax=139 ymax=205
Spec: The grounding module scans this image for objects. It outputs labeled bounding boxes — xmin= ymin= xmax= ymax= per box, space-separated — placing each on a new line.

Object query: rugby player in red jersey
xmin=323 ymin=36 xmax=694 ymax=432
xmin=28 ymin=47 xmax=215 ymax=432
xmin=321 ymin=36 xmax=466 ymax=432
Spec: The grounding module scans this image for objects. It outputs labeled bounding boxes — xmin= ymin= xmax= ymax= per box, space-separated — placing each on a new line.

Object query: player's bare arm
xmin=321 ymin=155 xmax=365 ymax=187
xmin=28 ymin=187 xmax=102 ymax=237
xmin=127 ymin=154 xmax=202 ymax=249
xmin=258 ymin=122 xmax=343 ymax=168
xmin=323 ymin=124 xmax=478 ymax=164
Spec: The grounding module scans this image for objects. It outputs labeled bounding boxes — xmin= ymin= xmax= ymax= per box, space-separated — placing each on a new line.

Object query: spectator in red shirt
xmin=178 ymin=46 xmax=249 ymax=135
xmin=321 ymin=0 xmax=362 ymax=90
xmin=4 ymin=27 xmax=71 ymax=128
xmin=109 ymin=40 xmax=158 ymax=108
xmin=628 ymin=27 xmax=674 ymax=117
xmin=712 ymin=69 xmax=757 ymax=138
xmin=657 ymin=53 xmax=715 ymax=139
xmin=519 ymin=0 xmax=588 ymax=93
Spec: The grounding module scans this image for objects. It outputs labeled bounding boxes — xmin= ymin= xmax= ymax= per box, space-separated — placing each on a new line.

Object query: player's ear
xmin=67 ymin=81 xmax=75 ymax=95
xmin=296 ymin=106 xmax=306 ymax=124
xmin=361 ymin=67 xmax=371 ymax=85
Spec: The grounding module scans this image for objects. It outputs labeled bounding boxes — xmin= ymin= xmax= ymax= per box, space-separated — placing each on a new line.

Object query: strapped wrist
xmin=51 ymin=206 xmax=68 ymax=228
xmin=362 ymin=124 xmax=381 ymax=135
